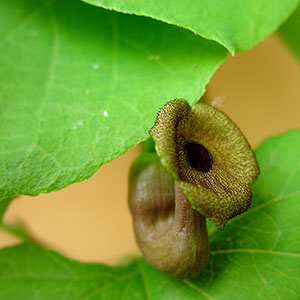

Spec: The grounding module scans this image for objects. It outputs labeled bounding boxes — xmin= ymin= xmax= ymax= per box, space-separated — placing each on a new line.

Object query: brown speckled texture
xmin=150 ymin=99 xmax=260 ymax=228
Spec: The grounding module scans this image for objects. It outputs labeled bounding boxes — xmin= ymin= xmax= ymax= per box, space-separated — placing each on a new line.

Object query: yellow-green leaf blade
xmin=0 ymin=0 xmax=226 ymax=206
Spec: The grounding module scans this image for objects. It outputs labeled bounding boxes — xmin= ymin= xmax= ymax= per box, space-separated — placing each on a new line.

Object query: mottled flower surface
xmin=150 ymin=99 xmax=260 ymax=228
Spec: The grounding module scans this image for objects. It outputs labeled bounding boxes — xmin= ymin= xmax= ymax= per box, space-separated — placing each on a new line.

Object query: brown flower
xmin=150 ymin=99 xmax=259 ymax=228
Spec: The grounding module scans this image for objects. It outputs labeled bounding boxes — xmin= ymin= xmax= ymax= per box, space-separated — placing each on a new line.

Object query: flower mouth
xmin=184 ymin=142 xmax=213 ymax=173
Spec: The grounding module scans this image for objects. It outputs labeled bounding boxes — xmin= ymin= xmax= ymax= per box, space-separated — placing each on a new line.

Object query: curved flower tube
xmin=128 ymin=99 xmax=260 ymax=278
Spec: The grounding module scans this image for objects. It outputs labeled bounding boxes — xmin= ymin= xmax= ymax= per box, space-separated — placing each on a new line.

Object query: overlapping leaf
xmin=1 ymin=0 xmax=299 ymax=211
xmin=0 ymin=0 xmax=226 ymax=208
xmin=1 ymin=130 xmax=299 ymax=299
xmin=82 ymin=0 xmax=299 ymax=53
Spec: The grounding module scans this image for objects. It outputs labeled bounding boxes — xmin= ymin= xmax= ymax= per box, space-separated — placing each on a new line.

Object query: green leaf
xmin=82 ymin=0 xmax=299 ymax=54
xmin=1 ymin=130 xmax=300 ymax=299
xmin=278 ymin=4 xmax=300 ymax=59
xmin=0 ymin=0 xmax=226 ymax=204
xmin=0 ymin=197 xmax=13 ymax=223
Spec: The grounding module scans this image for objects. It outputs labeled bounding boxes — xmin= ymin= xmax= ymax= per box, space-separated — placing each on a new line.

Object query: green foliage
xmin=82 ymin=0 xmax=299 ymax=53
xmin=0 ymin=0 xmax=226 ymax=204
xmin=278 ymin=4 xmax=300 ymax=58
xmin=0 ymin=0 xmax=298 ymax=207
xmin=1 ymin=1 xmax=300 ymax=297
xmin=1 ymin=130 xmax=300 ymax=299
xmin=0 ymin=197 xmax=12 ymax=223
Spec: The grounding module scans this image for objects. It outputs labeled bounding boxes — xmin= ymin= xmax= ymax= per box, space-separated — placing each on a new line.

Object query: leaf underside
xmin=1 ymin=130 xmax=300 ymax=300
xmin=82 ymin=0 xmax=299 ymax=53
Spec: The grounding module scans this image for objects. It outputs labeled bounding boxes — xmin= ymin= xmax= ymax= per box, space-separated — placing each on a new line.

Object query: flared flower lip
xmin=150 ymin=99 xmax=260 ymax=228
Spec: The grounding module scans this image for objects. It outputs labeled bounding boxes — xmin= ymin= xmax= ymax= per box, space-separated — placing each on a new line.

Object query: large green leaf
xmin=0 ymin=0 xmax=226 ymax=204
xmin=278 ymin=4 xmax=300 ymax=59
xmin=1 ymin=130 xmax=300 ymax=299
xmin=82 ymin=0 xmax=299 ymax=53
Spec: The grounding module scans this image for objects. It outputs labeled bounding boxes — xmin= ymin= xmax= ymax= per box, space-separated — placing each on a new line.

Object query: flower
xmin=150 ymin=99 xmax=259 ymax=228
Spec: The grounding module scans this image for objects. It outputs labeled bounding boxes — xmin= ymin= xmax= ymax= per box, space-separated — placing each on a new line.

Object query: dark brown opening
xmin=184 ymin=143 xmax=213 ymax=173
